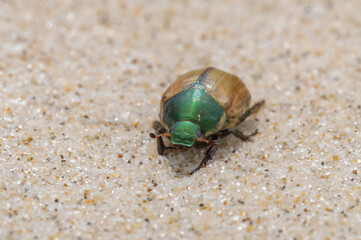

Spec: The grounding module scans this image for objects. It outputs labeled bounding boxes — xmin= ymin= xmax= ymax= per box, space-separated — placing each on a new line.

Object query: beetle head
xmin=170 ymin=121 xmax=201 ymax=147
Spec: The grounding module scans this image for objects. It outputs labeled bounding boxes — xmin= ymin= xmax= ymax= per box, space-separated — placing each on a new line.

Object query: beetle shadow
xmin=163 ymin=118 xmax=259 ymax=177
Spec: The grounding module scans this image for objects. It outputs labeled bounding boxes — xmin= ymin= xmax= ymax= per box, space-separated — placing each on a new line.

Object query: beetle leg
xmin=227 ymin=128 xmax=258 ymax=141
xmin=190 ymin=138 xmax=219 ymax=175
xmin=214 ymin=129 xmax=232 ymax=138
xmin=156 ymin=135 xmax=166 ymax=155
xmin=155 ymin=128 xmax=175 ymax=155
xmin=238 ymin=100 xmax=265 ymax=123
xmin=155 ymin=136 xmax=176 ymax=155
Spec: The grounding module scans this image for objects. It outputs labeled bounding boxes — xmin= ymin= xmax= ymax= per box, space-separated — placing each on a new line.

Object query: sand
xmin=0 ymin=1 xmax=360 ymax=239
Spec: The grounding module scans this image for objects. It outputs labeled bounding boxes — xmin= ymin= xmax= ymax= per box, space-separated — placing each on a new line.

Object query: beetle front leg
xmin=150 ymin=121 xmax=176 ymax=155
xmin=156 ymin=132 xmax=175 ymax=155
xmin=150 ymin=133 xmax=175 ymax=155
xmin=156 ymin=136 xmax=166 ymax=155
xmin=190 ymin=137 xmax=219 ymax=175
xmin=155 ymin=131 xmax=176 ymax=156
xmin=190 ymin=145 xmax=218 ymax=175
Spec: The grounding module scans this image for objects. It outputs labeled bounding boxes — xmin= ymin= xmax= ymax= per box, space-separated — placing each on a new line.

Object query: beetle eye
xmin=196 ymin=130 xmax=202 ymax=138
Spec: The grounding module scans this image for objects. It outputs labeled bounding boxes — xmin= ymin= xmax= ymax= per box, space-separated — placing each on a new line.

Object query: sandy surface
xmin=1 ymin=0 xmax=360 ymax=239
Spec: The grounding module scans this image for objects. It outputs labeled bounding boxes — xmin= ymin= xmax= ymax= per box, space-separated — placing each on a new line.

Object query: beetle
xmin=150 ymin=67 xmax=264 ymax=174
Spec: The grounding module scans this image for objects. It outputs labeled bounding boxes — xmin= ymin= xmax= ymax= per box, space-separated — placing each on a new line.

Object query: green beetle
xmin=151 ymin=67 xmax=264 ymax=174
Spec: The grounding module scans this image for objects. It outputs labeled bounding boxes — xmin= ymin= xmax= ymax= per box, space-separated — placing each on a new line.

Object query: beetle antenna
xmin=196 ymin=138 xmax=219 ymax=146
xmin=150 ymin=133 xmax=171 ymax=138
